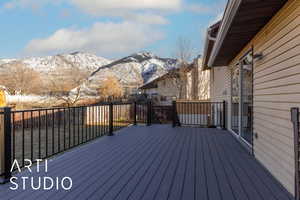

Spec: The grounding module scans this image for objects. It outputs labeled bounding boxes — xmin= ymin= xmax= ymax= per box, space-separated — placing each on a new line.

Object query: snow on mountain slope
xmin=84 ymin=52 xmax=178 ymax=94
xmin=0 ymin=52 xmax=111 ymax=73
xmin=0 ymin=51 xmax=178 ymax=96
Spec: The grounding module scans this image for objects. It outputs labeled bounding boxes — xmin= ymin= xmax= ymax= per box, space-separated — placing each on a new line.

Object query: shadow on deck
xmin=0 ymin=125 xmax=293 ymax=200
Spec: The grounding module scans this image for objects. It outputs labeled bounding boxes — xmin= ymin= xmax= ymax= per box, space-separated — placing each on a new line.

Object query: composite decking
xmin=0 ymin=125 xmax=293 ymax=200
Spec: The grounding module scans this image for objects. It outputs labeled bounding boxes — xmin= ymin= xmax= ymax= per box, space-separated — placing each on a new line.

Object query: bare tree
xmin=0 ymin=61 xmax=43 ymax=95
xmin=175 ymin=37 xmax=193 ymax=63
xmin=47 ymin=66 xmax=89 ymax=106
xmin=97 ymin=75 xmax=124 ymax=99
xmin=171 ymin=37 xmax=194 ymax=99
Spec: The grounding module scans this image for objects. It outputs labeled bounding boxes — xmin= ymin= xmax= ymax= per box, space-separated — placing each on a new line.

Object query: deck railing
xmin=0 ymin=101 xmax=152 ymax=182
xmin=172 ymin=100 xmax=226 ymax=129
xmin=0 ymin=100 xmax=227 ymax=182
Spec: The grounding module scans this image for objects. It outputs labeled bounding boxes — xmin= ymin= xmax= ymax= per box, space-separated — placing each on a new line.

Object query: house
xmin=140 ymin=57 xmax=210 ymax=105
xmin=139 ymin=69 xmax=187 ymax=106
xmin=202 ymin=0 xmax=300 ymax=197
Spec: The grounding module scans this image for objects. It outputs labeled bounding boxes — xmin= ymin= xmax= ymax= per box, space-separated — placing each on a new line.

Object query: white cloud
xmin=70 ymin=0 xmax=182 ymax=14
xmin=185 ymin=3 xmax=215 ymax=14
xmin=185 ymin=1 xmax=226 ymax=16
xmin=123 ymin=13 xmax=169 ymax=25
xmin=3 ymin=0 xmax=62 ymax=10
xmin=2 ymin=0 xmax=175 ymax=24
xmin=68 ymin=0 xmax=178 ymax=25
xmin=24 ymin=21 xmax=164 ymax=57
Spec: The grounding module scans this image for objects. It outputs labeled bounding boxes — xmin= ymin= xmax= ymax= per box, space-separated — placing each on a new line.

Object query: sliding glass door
xmin=231 ymin=51 xmax=253 ymax=145
xmin=231 ymin=66 xmax=239 ymax=134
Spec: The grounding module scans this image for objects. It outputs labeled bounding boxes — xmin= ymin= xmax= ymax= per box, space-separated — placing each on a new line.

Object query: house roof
xmin=139 ymin=64 xmax=194 ymax=90
xmin=202 ymin=21 xmax=221 ymax=70
xmin=203 ymin=0 xmax=288 ymax=68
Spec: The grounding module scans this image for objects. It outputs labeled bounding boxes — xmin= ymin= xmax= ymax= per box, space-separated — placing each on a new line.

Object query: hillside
xmin=83 ymin=52 xmax=178 ymax=95
xmin=0 ymin=52 xmax=178 ymax=98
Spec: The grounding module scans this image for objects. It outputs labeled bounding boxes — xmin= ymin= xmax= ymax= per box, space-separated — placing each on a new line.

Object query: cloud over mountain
xmin=24 ymin=21 xmax=165 ymax=57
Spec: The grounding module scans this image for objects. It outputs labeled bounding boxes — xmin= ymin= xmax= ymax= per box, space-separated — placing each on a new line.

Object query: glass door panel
xmin=231 ymin=66 xmax=239 ymax=134
xmin=241 ymin=56 xmax=253 ymax=144
xmin=230 ymin=51 xmax=253 ymax=146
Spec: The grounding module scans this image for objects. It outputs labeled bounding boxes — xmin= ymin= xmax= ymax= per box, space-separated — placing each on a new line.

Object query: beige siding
xmin=210 ymin=66 xmax=231 ymax=129
xmin=228 ymin=0 xmax=300 ymax=195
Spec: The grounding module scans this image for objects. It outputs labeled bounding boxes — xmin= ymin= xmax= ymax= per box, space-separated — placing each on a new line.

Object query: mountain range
xmin=0 ymin=52 xmax=178 ymax=96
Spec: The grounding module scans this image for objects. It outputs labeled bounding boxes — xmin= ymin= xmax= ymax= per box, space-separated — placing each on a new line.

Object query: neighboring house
xmin=140 ymin=58 xmax=210 ymax=105
xmin=140 ymin=70 xmax=187 ymax=106
xmin=202 ymin=0 xmax=300 ymax=196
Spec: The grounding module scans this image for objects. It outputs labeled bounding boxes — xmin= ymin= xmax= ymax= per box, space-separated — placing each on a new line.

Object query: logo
xmin=9 ymin=159 xmax=73 ymax=191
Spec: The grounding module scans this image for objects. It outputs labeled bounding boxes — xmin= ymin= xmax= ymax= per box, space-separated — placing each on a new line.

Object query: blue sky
xmin=0 ymin=0 xmax=227 ymax=59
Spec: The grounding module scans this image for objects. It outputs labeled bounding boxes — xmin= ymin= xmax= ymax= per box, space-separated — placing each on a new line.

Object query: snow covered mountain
xmin=83 ymin=52 xmax=178 ymax=95
xmin=0 ymin=52 xmax=178 ymax=96
xmin=0 ymin=52 xmax=112 ymax=73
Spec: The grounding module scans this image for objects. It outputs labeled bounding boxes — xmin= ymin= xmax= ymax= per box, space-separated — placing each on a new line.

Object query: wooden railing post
xmin=0 ymin=107 xmax=12 ymax=182
xmin=223 ymin=101 xmax=226 ymax=130
xmin=291 ymin=107 xmax=299 ymax=200
xmin=133 ymin=101 xmax=137 ymax=125
xmin=108 ymin=103 xmax=114 ymax=136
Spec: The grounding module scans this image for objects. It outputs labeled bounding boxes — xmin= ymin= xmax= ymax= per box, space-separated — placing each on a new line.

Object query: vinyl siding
xmin=210 ymin=66 xmax=231 ymax=129
xmin=228 ymin=0 xmax=300 ymax=195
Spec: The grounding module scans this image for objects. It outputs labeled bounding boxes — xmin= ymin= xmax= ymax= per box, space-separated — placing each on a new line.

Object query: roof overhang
xmin=207 ymin=0 xmax=288 ymax=67
xmin=202 ymin=21 xmax=221 ymax=70
xmin=139 ymin=64 xmax=194 ymax=90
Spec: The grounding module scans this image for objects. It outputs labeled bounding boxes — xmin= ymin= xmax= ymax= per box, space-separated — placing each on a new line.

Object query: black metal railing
xmin=0 ymin=100 xmax=227 ymax=182
xmin=172 ymin=101 xmax=226 ymax=129
xmin=0 ymin=101 xmax=153 ymax=181
xmin=291 ymin=107 xmax=299 ymax=200
xmin=151 ymin=105 xmax=173 ymax=124
xmin=134 ymin=102 xmax=150 ymax=125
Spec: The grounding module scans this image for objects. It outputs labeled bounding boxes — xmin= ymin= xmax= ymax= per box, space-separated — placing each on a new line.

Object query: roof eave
xmin=207 ymin=0 xmax=242 ymax=68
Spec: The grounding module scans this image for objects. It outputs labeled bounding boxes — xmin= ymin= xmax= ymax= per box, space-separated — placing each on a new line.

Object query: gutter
xmin=207 ymin=0 xmax=242 ymax=67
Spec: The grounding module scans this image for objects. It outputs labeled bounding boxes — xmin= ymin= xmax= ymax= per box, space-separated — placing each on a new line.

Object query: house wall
xmin=210 ymin=66 xmax=231 ymax=128
xmin=198 ymin=65 xmax=210 ymax=101
xmin=142 ymin=88 xmax=158 ymax=96
xmin=185 ymin=71 xmax=193 ymax=100
xmin=156 ymin=78 xmax=179 ymax=105
xmin=228 ymin=0 xmax=300 ymax=195
xmin=191 ymin=61 xmax=199 ymax=100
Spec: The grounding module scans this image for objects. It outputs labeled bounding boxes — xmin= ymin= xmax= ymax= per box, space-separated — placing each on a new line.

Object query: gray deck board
xmin=0 ymin=125 xmax=293 ymax=200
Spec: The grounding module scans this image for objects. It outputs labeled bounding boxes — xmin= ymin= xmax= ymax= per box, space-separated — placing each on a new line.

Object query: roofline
xmin=207 ymin=0 xmax=242 ymax=67
xmin=202 ymin=21 xmax=221 ymax=70
xmin=202 ymin=30 xmax=212 ymax=70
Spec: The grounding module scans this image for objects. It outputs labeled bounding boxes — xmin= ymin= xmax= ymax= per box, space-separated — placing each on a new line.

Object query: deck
xmin=0 ymin=125 xmax=293 ymax=200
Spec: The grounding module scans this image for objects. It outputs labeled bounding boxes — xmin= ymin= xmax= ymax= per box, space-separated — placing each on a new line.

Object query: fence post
xmin=291 ymin=107 xmax=299 ymax=200
xmin=0 ymin=107 xmax=12 ymax=182
xmin=146 ymin=101 xmax=151 ymax=126
xmin=133 ymin=101 xmax=137 ymax=125
xmin=223 ymin=101 xmax=226 ymax=130
xmin=108 ymin=103 xmax=114 ymax=136
xmin=172 ymin=101 xmax=177 ymax=127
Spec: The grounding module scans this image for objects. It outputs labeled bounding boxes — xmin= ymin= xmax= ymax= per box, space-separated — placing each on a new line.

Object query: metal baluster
xmin=38 ymin=110 xmax=41 ymax=158
xmin=63 ymin=108 xmax=66 ymax=150
xmin=73 ymin=107 xmax=76 ymax=144
xmin=77 ymin=107 xmax=80 ymax=143
xmin=57 ymin=109 xmax=61 ymax=153
xmin=52 ymin=109 xmax=55 ymax=155
xmin=45 ymin=110 xmax=48 ymax=157
xmin=12 ymin=113 xmax=15 ymax=163
xmin=81 ymin=107 xmax=84 ymax=143
xmin=69 ymin=108 xmax=71 ymax=148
